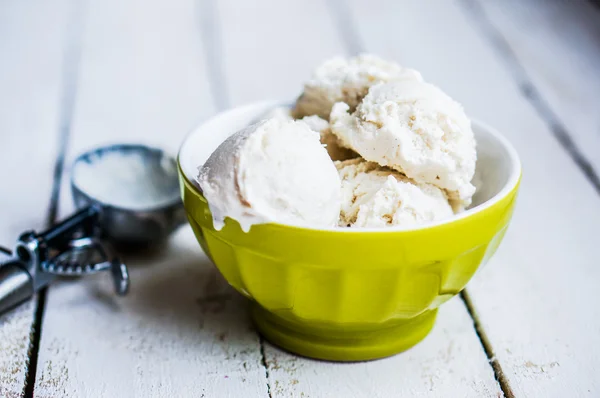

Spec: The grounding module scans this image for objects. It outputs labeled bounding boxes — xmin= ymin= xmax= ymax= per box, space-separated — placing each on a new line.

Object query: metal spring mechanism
xmin=0 ymin=206 xmax=130 ymax=315
xmin=43 ymin=237 xmax=129 ymax=295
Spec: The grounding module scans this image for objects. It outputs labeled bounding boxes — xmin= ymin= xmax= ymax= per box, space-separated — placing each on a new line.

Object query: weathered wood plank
xmin=346 ymin=0 xmax=600 ymax=396
xmin=34 ymin=0 xmax=269 ymax=397
xmin=473 ymin=0 xmax=600 ymax=177
xmin=218 ymin=1 xmax=502 ymax=397
xmin=0 ymin=0 xmax=71 ymax=396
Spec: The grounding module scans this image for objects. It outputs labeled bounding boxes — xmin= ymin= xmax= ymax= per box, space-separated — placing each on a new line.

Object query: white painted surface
xmin=0 ymin=0 xmax=70 ymax=396
xmin=2 ymin=0 xmax=599 ymax=396
xmin=476 ymin=0 xmax=600 ymax=174
xmin=345 ymin=0 xmax=600 ymax=396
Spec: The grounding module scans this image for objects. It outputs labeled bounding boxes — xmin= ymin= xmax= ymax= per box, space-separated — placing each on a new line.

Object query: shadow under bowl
xmin=177 ymin=101 xmax=521 ymax=361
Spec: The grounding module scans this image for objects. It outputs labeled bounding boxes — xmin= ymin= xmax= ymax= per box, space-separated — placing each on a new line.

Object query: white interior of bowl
xmin=179 ymin=101 xmax=521 ymax=232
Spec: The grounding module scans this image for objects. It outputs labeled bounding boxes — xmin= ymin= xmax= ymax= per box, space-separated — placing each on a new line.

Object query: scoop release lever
xmin=0 ymin=206 xmax=129 ymax=316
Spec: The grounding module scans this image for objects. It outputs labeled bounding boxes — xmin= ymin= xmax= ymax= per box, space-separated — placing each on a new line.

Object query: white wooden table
xmin=1 ymin=0 xmax=599 ymax=397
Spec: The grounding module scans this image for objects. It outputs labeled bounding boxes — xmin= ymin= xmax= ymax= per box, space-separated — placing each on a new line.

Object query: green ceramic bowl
xmin=178 ymin=101 xmax=521 ymax=361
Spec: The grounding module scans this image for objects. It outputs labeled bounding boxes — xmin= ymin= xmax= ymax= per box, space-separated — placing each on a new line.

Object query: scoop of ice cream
xmin=330 ymin=80 xmax=476 ymax=211
xmin=336 ymin=158 xmax=453 ymax=228
xmin=292 ymin=54 xmax=423 ymax=120
xmin=197 ymin=118 xmax=342 ymax=231
xmin=301 ymin=115 xmax=357 ymax=162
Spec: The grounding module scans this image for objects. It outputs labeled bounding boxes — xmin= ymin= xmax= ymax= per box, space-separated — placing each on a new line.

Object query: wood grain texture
xmin=218 ymin=1 xmax=502 ymax=397
xmin=34 ymin=0 xmax=268 ymax=397
xmin=473 ymin=0 xmax=600 ymax=176
xmin=345 ymin=0 xmax=600 ymax=396
xmin=0 ymin=0 xmax=71 ymax=396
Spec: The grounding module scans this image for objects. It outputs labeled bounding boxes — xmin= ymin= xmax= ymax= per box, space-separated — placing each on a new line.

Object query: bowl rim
xmin=178 ymin=100 xmax=522 ymax=234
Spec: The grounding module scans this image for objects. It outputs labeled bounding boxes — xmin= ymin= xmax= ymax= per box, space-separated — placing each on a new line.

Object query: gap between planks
xmin=197 ymin=0 xmax=230 ymax=111
xmin=460 ymin=290 xmax=514 ymax=398
xmin=459 ymin=0 xmax=600 ymax=195
xmin=24 ymin=0 xmax=87 ymax=395
xmin=325 ymin=0 xmax=365 ymax=55
xmin=259 ymin=336 xmax=273 ymax=398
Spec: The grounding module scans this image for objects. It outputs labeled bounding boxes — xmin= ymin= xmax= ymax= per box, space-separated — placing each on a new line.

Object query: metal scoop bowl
xmin=71 ymin=144 xmax=186 ymax=247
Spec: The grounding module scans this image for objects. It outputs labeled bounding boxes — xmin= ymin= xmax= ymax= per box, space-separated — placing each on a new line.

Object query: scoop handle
xmin=39 ymin=205 xmax=100 ymax=248
xmin=0 ymin=258 xmax=34 ymax=315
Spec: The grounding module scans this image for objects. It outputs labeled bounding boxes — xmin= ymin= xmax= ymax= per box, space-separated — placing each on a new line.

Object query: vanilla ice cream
xmin=292 ymin=54 xmax=423 ymax=120
xmin=336 ymin=158 xmax=453 ymax=228
xmin=197 ymin=118 xmax=341 ymax=231
xmin=330 ymin=80 xmax=476 ymax=211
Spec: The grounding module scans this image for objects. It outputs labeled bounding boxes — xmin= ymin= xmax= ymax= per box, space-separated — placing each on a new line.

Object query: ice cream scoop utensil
xmin=0 ymin=144 xmax=185 ymax=316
